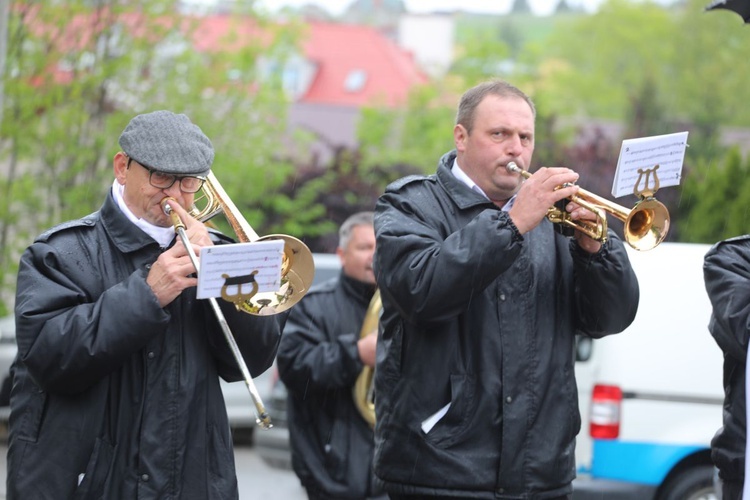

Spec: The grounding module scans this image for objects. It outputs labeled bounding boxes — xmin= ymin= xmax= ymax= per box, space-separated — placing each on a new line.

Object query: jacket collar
xmin=436 ymin=150 xmax=496 ymax=211
xmin=100 ymin=188 xmax=166 ymax=253
xmin=340 ymin=271 xmax=376 ymax=308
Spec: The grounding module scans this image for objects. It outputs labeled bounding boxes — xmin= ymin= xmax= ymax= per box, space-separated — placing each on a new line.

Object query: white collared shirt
xmin=112 ymin=180 xmax=175 ymax=248
xmin=451 ymin=159 xmax=515 ymax=212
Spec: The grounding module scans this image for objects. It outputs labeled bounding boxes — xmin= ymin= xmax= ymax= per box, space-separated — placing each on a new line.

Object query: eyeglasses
xmin=127 ymin=157 xmax=206 ymax=193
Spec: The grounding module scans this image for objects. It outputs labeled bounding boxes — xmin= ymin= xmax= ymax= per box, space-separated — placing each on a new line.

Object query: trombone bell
xmin=190 ymin=172 xmax=315 ymax=315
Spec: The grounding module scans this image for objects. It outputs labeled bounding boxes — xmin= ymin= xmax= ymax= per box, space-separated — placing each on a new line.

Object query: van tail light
xmin=590 ymin=384 xmax=622 ymax=439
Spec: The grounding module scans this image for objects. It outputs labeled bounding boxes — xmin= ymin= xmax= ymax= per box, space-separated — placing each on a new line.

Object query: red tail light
xmin=590 ymin=384 xmax=622 ymax=439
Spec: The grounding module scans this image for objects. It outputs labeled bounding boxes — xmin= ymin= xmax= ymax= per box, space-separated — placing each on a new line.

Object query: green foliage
xmin=358 ymin=84 xmax=456 ymax=172
xmin=678 ymin=148 xmax=750 ymax=243
xmin=0 ymin=0 xmax=298 ymax=312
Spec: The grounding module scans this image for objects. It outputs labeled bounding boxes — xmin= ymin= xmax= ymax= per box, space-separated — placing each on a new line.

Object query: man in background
xmin=277 ymin=211 xmax=385 ymax=500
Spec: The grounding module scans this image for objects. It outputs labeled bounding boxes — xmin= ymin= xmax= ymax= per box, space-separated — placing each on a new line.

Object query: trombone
xmin=506 ymin=162 xmax=670 ymax=251
xmin=161 ymin=174 xmax=315 ymax=429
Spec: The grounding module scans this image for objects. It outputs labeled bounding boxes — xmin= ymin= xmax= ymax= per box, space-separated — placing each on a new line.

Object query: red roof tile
xmin=298 ymin=22 xmax=428 ymax=107
xmin=191 ymin=16 xmax=427 ymax=107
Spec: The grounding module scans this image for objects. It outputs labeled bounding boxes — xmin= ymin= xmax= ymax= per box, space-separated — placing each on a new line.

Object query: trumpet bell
xmin=624 ymin=198 xmax=670 ymax=252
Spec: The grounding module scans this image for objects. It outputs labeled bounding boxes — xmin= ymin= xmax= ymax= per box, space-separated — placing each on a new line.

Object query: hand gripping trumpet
xmin=506 ymin=162 xmax=670 ymax=251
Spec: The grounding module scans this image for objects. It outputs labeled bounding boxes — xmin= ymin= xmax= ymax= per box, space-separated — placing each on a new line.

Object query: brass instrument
xmin=506 ymin=162 xmax=670 ymax=251
xmin=161 ymin=174 xmax=314 ymax=430
xmin=353 ymin=289 xmax=381 ymax=428
xmin=191 ymin=172 xmax=315 ymax=315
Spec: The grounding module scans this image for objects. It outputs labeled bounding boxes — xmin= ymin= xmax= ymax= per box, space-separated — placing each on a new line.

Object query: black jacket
xmin=704 ymin=235 xmax=750 ymax=484
xmin=372 ymin=151 xmax=639 ymax=499
xmin=277 ymin=272 xmax=382 ymax=499
xmin=8 ymin=190 xmax=281 ymax=500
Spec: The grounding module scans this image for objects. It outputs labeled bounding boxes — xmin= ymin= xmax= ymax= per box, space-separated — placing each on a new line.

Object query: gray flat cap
xmin=118 ymin=110 xmax=214 ymax=176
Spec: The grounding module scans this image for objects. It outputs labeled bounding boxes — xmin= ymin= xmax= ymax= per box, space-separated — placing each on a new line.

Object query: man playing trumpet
xmin=8 ymin=110 xmax=281 ymax=499
xmin=372 ymin=80 xmax=640 ymax=499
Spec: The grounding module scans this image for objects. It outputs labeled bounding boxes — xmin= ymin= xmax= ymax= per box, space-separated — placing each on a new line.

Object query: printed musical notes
xmin=612 ymin=132 xmax=688 ymax=198
xmin=196 ymin=240 xmax=284 ymax=300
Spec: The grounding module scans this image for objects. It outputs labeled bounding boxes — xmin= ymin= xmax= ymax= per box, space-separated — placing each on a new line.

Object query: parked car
xmin=573 ymin=243 xmax=722 ymax=499
xmin=0 ymin=253 xmax=342 ymax=440
xmin=0 ymin=315 xmax=15 ymax=422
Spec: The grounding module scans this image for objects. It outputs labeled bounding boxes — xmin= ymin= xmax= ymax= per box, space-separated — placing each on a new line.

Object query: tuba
xmin=162 ymin=173 xmax=314 ymax=429
xmin=353 ymin=289 xmax=381 ymax=428
xmin=506 ymin=162 xmax=670 ymax=251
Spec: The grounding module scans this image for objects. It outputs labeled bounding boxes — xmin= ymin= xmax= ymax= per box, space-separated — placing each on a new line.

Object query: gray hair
xmin=455 ymin=80 xmax=536 ymax=134
xmin=338 ymin=211 xmax=374 ymax=249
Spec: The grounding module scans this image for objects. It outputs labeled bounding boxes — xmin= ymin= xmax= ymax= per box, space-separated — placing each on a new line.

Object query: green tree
xmin=679 ymin=148 xmax=750 ymax=243
xmin=510 ymin=0 xmax=533 ymax=15
xmin=358 ymin=83 xmax=456 ymax=172
xmin=0 ymin=1 xmax=299 ymax=314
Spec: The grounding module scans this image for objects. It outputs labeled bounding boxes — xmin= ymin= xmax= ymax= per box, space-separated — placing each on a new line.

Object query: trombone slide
xmin=161 ymin=198 xmax=272 ymax=429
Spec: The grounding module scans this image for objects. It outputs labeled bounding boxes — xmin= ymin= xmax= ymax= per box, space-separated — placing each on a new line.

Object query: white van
xmin=573 ymin=242 xmax=724 ymax=500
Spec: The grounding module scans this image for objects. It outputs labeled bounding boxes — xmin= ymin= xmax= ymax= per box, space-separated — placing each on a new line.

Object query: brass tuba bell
xmin=353 ymin=289 xmax=381 ymax=428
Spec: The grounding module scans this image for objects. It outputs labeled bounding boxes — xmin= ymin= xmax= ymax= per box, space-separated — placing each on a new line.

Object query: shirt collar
xmin=450 ymin=158 xmax=515 ymax=212
xmin=112 ymin=180 xmax=175 ymax=248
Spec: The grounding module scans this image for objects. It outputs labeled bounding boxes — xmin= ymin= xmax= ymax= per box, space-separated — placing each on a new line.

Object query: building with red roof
xmin=192 ymin=15 xmax=429 ymax=163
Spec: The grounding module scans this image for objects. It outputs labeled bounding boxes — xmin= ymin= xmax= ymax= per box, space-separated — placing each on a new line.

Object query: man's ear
xmin=113 ymin=152 xmax=129 ymax=184
xmin=454 ymin=124 xmax=467 ymax=152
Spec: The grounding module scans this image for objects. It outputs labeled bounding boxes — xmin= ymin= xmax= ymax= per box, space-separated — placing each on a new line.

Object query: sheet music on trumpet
xmin=611 ymin=131 xmax=689 ymax=199
xmin=196 ymin=240 xmax=284 ymax=299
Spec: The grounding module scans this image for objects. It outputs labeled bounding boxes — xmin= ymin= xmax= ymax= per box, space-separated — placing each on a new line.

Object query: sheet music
xmin=612 ymin=132 xmax=688 ymax=198
xmin=196 ymin=240 xmax=284 ymax=299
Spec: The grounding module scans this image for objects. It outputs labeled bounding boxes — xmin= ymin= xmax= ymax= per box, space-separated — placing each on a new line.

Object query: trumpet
xmin=161 ymin=174 xmax=314 ymax=429
xmin=506 ymin=162 xmax=669 ymax=251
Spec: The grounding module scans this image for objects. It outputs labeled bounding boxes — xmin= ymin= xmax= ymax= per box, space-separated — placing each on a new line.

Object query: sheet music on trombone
xmin=196 ymin=240 xmax=284 ymax=299
xmin=611 ymin=131 xmax=689 ymax=198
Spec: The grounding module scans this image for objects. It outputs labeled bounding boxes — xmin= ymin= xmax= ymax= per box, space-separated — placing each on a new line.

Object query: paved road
xmin=0 ymin=440 xmax=306 ymax=500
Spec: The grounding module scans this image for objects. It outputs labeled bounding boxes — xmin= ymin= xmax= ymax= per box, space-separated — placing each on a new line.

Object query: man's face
xmin=114 ymin=152 xmax=196 ymax=227
xmin=454 ymin=95 xmax=535 ymax=205
xmin=338 ymin=224 xmax=376 ymax=285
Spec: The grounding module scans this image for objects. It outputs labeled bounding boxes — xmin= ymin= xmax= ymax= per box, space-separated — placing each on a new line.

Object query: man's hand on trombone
xmin=147 ymin=199 xmax=213 ymax=307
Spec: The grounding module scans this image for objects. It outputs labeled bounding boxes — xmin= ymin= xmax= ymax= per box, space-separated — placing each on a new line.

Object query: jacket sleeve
xmin=374 ymin=187 xmax=524 ymax=324
xmin=276 ymin=289 xmax=363 ymax=393
xmin=703 ymin=237 xmax=750 ymax=361
xmin=15 ymin=241 xmax=171 ymax=395
xmin=570 ymin=232 xmax=640 ymax=338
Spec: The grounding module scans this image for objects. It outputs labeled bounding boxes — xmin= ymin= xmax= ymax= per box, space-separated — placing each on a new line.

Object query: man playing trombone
xmin=372 ymin=80 xmax=640 ymax=499
xmin=8 ymin=110 xmax=282 ymax=499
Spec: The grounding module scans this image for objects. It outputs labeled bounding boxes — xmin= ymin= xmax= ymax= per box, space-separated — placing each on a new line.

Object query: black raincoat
xmin=277 ymin=272 xmax=383 ymax=499
xmin=372 ymin=151 xmax=640 ymax=499
xmin=704 ymin=235 xmax=750 ymax=486
xmin=7 ymin=191 xmax=281 ymax=500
